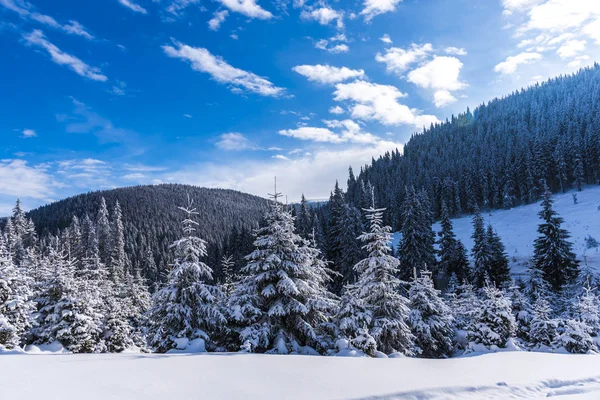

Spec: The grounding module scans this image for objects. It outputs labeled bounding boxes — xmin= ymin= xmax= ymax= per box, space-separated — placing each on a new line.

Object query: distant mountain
xmin=27 ymin=184 xmax=270 ymax=276
xmin=347 ymin=65 xmax=600 ymax=228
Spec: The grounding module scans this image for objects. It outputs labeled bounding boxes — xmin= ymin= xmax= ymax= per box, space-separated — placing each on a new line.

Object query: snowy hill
xmin=393 ymin=185 xmax=600 ymax=278
xmin=2 ymin=352 xmax=600 ymax=399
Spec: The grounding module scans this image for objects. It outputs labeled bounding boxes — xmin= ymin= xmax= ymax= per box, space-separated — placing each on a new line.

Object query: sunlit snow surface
xmin=2 ymin=352 xmax=600 ymax=399
xmin=392 ymin=185 xmax=600 ymax=278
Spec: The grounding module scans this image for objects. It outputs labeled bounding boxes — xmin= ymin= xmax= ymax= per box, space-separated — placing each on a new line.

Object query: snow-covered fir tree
xmin=467 ymin=284 xmax=516 ymax=349
xmin=97 ymin=197 xmax=112 ymax=267
xmin=507 ymin=283 xmax=532 ymax=342
xmin=532 ymin=180 xmax=579 ymax=291
xmin=220 ymin=255 xmax=235 ymax=298
xmin=353 ymin=203 xmax=414 ymax=355
xmin=335 ymin=286 xmax=371 ymax=341
xmin=528 ymin=296 xmax=556 ymax=349
xmin=438 ymin=201 xmax=470 ymax=282
xmin=147 ymin=197 xmax=225 ymax=353
xmin=109 ymin=201 xmax=127 ymax=284
xmin=0 ymin=234 xmax=34 ymax=349
xmin=471 ymin=209 xmax=491 ymax=288
xmin=228 ymin=186 xmax=336 ymax=354
xmin=408 ymin=269 xmax=454 ymax=358
xmin=575 ymin=285 xmax=600 ymax=336
xmin=486 ymin=225 xmax=511 ymax=287
xmin=398 ymin=186 xmax=437 ymax=279
xmin=553 ymin=318 xmax=596 ymax=354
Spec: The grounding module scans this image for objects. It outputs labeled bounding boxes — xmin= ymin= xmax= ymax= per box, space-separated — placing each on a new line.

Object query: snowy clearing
xmin=393 ymin=185 xmax=600 ymax=277
xmin=2 ymin=352 xmax=600 ymax=399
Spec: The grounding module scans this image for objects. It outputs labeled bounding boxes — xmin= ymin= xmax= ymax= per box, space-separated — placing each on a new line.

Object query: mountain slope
xmin=390 ymin=185 xmax=600 ymax=278
xmin=27 ymin=184 xmax=270 ymax=273
xmin=348 ymin=65 xmax=600 ymax=228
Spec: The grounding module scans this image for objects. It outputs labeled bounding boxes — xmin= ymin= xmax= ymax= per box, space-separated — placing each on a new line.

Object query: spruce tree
xmin=471 ymin=209 xmax=491 ymax=287
xmin=228 ymin=187 xmax=336 ymax=353
xmin=486 ymin=225 xmax=511 ymax=287
xmin=109 ymin=201 xmax=127 ymax=284
xmin=408 ymin=270 xmax=454 ymax=358
xmin=438 ymin=202 xmax=470 ymax=282
xmin=353 ymin=204 xmax=414 ymax=355
xmin=528 ymin=296 xmax=556 ymax=348
xmin=147 ymin=197 xmax=225 ymax=353
xmin=97 ymin=197 xmax=111 ymax=266
xmin=398 ymin=186 xmax=437 ymax=279
xmin=532 ymin=181 xmax=579 ymax=291
xmin=467 ymin=284 xmax=516 ymax=349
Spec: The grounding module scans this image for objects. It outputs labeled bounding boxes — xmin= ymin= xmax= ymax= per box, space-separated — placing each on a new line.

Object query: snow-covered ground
xmin=393 ymin=185 xmax=600 ymax=277
xmin=2 ymin=352 xmax=600 ymax=399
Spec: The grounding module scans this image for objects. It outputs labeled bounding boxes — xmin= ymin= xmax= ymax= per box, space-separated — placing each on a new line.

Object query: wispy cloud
xmin=162 ymin=40 xmax=285 ymax=96
xmin=117 ymin=0 xmax=147 ymax=14
xmin=208 ymin=10 xmax=229 ymax=31
xmin=292 ymin=64 xmax=365 ymax=84
xmin=0 ymin=0 xmax=94 ymax=39
xmin=216 ymin=0 xmax=272 ymax=19
xmin=361 ymin=0 xmax=401 ymax=22
xmin=21 ymin=128 xmax=37 ymax=138
xmin=23 ymin=30 xmax=107 ymax=81
xmin=215 ymin=132 xmax=257 ymax=150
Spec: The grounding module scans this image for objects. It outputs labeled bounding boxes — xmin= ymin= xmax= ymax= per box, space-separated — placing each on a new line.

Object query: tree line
xmin=1 ymin=179 xmax=595 ymax=357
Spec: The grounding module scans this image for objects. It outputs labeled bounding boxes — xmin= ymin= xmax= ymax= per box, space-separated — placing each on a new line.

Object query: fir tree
xmin=528 ymin=296 xmax=556 ymax=348
xmin=109 ymin=201 xmax=127 ymax=284
xmin=147 ymin=197 xmax=225 ymax=353
xmin=353 ymin=204 xmax=414 ymax=355
xmin=228 ymin=186 xmax=336 ymax=353
xmin=486 ymin=225 xmax=511 ymax=287
xmin=532 ymin=181 xmax=579 ymax=291
xmin=467 ymin=284 xmax=516 ymax=349
xmin=97 ymin=197 xmax=112 ymax=266
xmin=408 ymin=270 xmax=454 ymax=358
xmin=335 ymin=287 xmax=370 ymax=340
xmin=398 ymin=186 xmax=437 ymax=279
xmin=438 ymin=202 xmax=470 ymax=282
xmin=471 ymin=209 xmax=491 ymax=287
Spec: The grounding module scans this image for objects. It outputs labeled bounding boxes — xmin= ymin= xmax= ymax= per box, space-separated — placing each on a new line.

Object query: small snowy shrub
xmin=553 ymin=319 xmax=596 ymax=354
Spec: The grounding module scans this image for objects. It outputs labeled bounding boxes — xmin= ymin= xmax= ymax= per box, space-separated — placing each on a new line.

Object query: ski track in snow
xmin=392 ymin=185 xmax=600 ymax=277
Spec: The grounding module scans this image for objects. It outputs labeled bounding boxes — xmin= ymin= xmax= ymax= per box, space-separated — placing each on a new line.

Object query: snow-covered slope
xmin=2 ymin=352 xmax=600 ymax=399
xmin=393 ymin=185 xmax=600 ymax=277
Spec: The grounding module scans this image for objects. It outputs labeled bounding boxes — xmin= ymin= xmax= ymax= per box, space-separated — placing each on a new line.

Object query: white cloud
xmin=329 ymin=105 xmax=344 ymax=114
xmin=433 ymin=90 xmax=457 ymax=107
xmin=501 ymin=0 xmax=541 ymax=13
xmin=556 ymin=39 xmax=586 ymax=58
xmin=375 ymin=43 xmax=433 ymax=74
xmin=494 ymin=51 xmax=543 ymax=74
xmin=162 ymin=40 xmax=284 ymax=96
xmin=292 ymin=64 xmax=365 ymax=84
xmin=23 ymin=30 xmax=107 ymax=81
xmin=216 ymin=0 xmax=272 ymax=19
xmin=216 ymin=132 xmax=256 ymax=150
xmin=583 ymin=19 xmax=600 ymax=44
xmin=330 ymin=33 xmax=348 ymax=42
xmin=118 ymin=0 xmax=147 ymax=14
xmin=314 ymin=39 xmax=350 ymax=53
xmin=522 ymin=0 xmax=600 ymax=33
xmin=183 ymin=113 xmax=193 ymax=118
xmin=21 ymin=129 xmax=37 ymax=138
xmin=208 ymin=10 xmax=229 ymax=31
xmin=165 ymin=0 xmax=200 ymax=16
xmin=0 ymin=0 xmax=93 ymax=39
xmin=279 ymin=127 xmax=344 ymax=143
xmin=301 ymin=7 xmax=344 ymax=29
xmin=380 ymin=34 xmax=392 ymax=44
xmin=444 ymin=46 xmax=467 ymax=55
xmin=272 ymin=154 xmax=289 ymax=160
xmin=161 ymin=141 xmax=404 ymax=201
xmin=122 ymin=173 xmax=145 ymax=180
xmin=407 ymin=56 xmax=467 ymax=91
xmin=0 ymin=159 xmax=56 ymax=201
xmin=361 ymin=0 xmax=401 ymax=22
xmin=333 ymin=80 xmax=439 ymax=127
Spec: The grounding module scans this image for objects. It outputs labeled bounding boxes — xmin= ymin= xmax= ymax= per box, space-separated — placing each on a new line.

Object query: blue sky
xmin=1 ymin=0 xmax=599 ymax=214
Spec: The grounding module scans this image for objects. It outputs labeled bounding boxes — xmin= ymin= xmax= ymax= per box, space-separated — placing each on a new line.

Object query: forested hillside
xmin=347 ymin=65 xmax=600 ymax=228
xmin=26 ymin=184 xmax=269 ymax=278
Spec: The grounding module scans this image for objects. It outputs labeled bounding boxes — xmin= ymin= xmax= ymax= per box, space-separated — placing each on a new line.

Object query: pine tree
xmin=471 ymin=209 xmax=491 ymax=287
xmin=576 ymin=286 xmax=600 ymax=336
xmin=467 ymin=284 xmax=516 ymax=349
xmin=528 ymin=296 xmax=556 ymax=348
xmin=97 ymin=197 xmax=111 ymax=266
xmin=533 ymin=181 xmax=579 ymax=291
xmin=553 ymin=318 xmax=596 ymax=353
xmin=147 ymin=197 xmax=225 ymax=353
xmin=408 ymin=270 xmax=454 ymax=358
xmin=228 ymin=187 xmax=336 ymax=354
xmin=438 ymin=202 xmax=470 ymax=282
xmin=450 ymin=282 xmax=480 ymax=332
xmin=220 ymin=255 xmax=235 ymax=298
xmin=353 ymin=204 xmax=414 ymax=355
xmin=109 ymin=201 xmax=127 ymax=284
xmin=335 ymin=287 xmax=371 ymax=340
xmin=0 ymin=234 xmax=34 ymax=349
xmin=507 ymin=283 xmax=532 ymax=341
xmin=486 ymin=225 xmax=511 ymax=287
xmin=398 ymin=186 xmax=437 ymax=279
